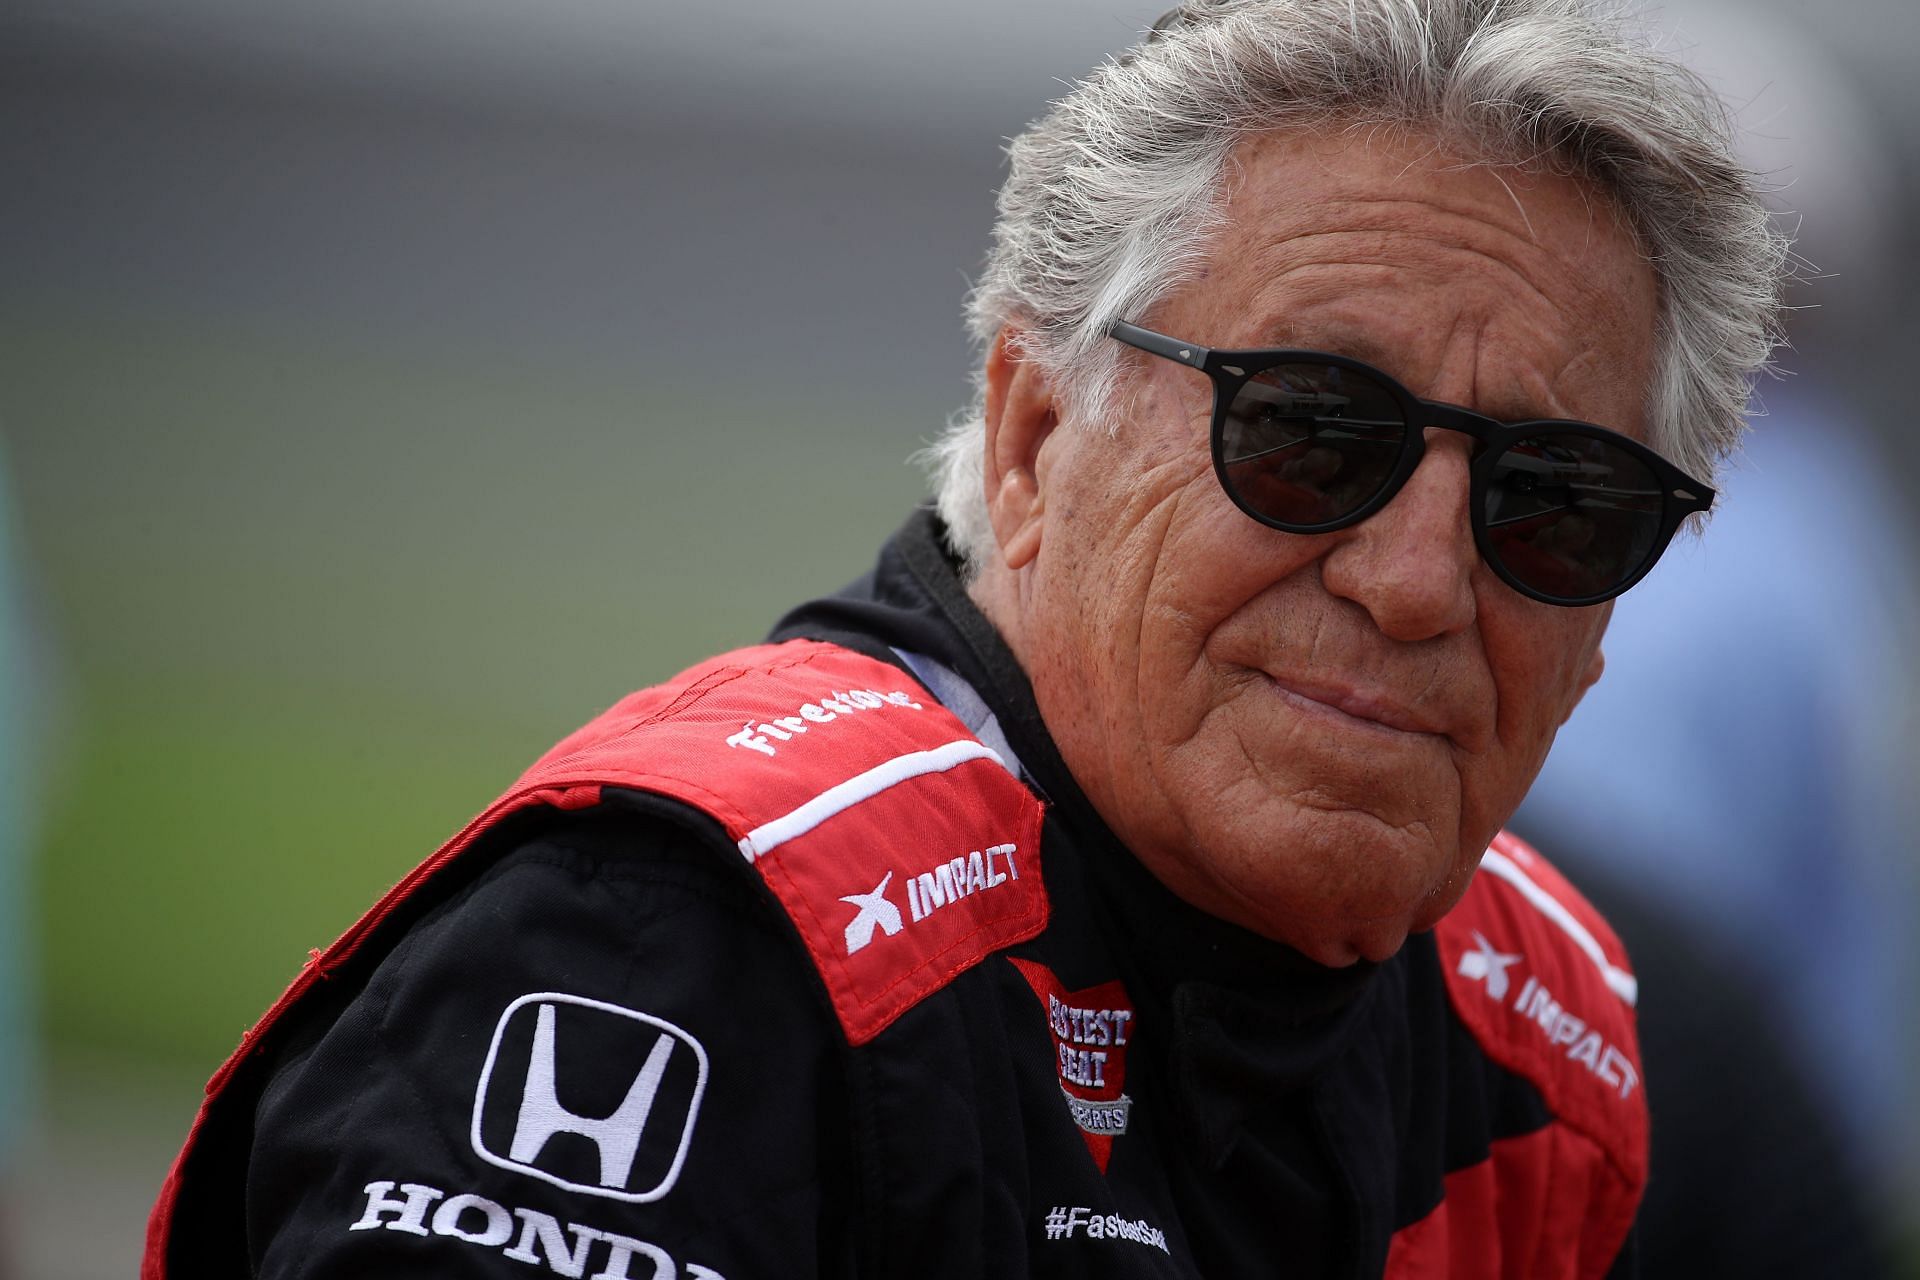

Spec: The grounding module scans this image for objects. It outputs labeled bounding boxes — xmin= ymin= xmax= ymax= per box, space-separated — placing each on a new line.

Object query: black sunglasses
xmin=1109 ymin=320 xmax=1713 ymax=607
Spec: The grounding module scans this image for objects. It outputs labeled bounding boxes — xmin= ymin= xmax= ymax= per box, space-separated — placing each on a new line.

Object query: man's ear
xmin=1561 ymin=643 xmax=1607 ymax=726
xmin=981 ymin=324 xmax=1060 ymax=572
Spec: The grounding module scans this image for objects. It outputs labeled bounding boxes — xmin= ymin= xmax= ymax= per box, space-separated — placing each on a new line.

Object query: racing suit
xmin=145 ymin=509 xmax=1647 ymax=1278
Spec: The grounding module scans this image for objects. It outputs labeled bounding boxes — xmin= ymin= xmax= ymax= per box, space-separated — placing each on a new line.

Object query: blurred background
xmin=1 ymin=0 xmax=1916 ymax=1274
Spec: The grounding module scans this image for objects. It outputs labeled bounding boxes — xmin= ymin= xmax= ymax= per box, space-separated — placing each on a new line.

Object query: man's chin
xmin=1162 ymin=821 xmax=1470 ymax=966
xmin=1256 ymin=908 xmax=1421 ymax=968
xmin=1251 ymin=882 xmax=1472 ymax=965
xmin=1314 ymin=861 xmax=1477 ymax=966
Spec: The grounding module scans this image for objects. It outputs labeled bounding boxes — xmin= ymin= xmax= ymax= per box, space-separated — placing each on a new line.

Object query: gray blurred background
xmin=2 ymin=1 xmax=1916 ymax=1274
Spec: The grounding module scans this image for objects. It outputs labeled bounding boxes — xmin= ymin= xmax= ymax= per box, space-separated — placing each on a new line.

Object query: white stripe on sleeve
xmin=1480 ymin=848 xmax=1639 ymax=1007
xmin=735 ymin=739 xmax=1008 ymax=863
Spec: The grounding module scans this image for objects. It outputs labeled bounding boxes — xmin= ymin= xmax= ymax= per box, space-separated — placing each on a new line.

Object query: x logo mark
xmin=840 ymin=872 xmax=904 ymax=955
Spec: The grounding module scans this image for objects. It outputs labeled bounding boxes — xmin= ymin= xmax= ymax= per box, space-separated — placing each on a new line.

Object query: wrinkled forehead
xmin=1152 ymin=127 xmax=1660 ymax=430
xmin=1207 ymin=128 xmax=1648 ymax=318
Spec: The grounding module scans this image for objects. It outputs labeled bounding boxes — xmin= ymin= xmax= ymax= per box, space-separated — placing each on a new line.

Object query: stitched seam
xmin=1441 ymin=983 xmax=1642 ymax=1187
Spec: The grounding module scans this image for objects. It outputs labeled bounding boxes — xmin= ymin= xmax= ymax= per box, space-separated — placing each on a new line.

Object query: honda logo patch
xmin=470 ymin=992 xmax=708 ymax=1203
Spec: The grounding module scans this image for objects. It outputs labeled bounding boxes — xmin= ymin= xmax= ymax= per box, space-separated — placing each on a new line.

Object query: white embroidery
xmin=723 ymin=687 xmax=925 ymax=757
xmin=905 ymin=843 xmax=1019 ymax=922
xmin=432 ymin=1194 xmax=514 ymax=1246
xmin=1061 ymin=1090 xmax=1133 ymax=1135
xmin=349 ymin=1180 xmax=720 ymax=1279
xmin=1047 ymin=992 xmax=1133 ymax=1048
xmin=350 ymin=1181 xmax=440 ymax=1236
xmin=734 ymin=739 xmax=1007 ymax=862
xmin=1506 ymin=972 xmax=1642 ymax=1100
xmin=1480 ymin=848 xmax=1638 ymax=1005
xmin=1041 ymin=1205 xmax=1171 ymax=1255
xmin=831 ymin=843 xmax=1024 ymax=955
xmin=503 ymin=1208 xmax=602 ymax=1275
xmin=471 ymin=993 xmax=708 ymax=1203
xmin=1456 ymin=930 xmax=1524 ymax=1001
xmin=839 ymin=872 xmax=905 ymax=954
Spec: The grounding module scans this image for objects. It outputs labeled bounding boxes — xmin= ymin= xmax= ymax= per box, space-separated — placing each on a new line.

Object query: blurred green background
xmin=4 ymin=1 xmax=1919 ymax=1274
xmin=5 ymin=306 xmax=933 ymax=1270
xmin=14 ymin=309 xmax=929 ymax=1063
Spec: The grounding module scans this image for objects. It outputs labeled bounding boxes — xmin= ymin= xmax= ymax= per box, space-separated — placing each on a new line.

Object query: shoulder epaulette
xmin=511 ymin=640 xmax=1050 ymax=1046
xmin=1434 ymin=830 xmax=1647 ymax=1185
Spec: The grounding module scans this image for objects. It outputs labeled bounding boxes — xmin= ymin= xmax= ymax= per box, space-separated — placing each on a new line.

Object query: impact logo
xmin=1009 ymin=958 xmax=1136 ymax=1173
xmin=471 ymin=993 xmax=709 ymax=1202
xmin=838 ymin=844 xmax=1022 ymax=955
xmin=839 ymin=872 xmax=904 ymax=954
xmin=1454 ymin=934 xmax=1640 ymax=1100
xmin=1457 ymin=931 xmax=1523 ymax=1001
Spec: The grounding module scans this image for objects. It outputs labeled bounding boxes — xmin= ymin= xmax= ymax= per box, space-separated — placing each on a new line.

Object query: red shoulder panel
xmin=514 ymin=640 xmax=1050 ymax=1046
xmin=1415 ymin=831 xmax=1647 ymax=1280
xmin=1434 ymin=829 xmax=1647 ymax=1180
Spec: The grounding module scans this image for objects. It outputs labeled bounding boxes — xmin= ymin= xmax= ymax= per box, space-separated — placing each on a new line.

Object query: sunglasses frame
xmin=1108 ymin=319 xmax=1715 ymax=607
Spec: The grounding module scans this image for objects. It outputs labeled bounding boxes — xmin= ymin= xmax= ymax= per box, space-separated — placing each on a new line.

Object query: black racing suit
xmin=147 ymin=510 xmax=1644 ymax=1278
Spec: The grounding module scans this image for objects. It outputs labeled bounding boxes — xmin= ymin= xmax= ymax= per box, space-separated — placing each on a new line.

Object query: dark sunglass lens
xmin=1482 ymin=433 xmax=1663 ymax=601
xmin=1219 ymin=363 xmax=1407 ymax=527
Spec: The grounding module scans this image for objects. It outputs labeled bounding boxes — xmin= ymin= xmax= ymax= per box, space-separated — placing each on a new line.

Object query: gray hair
xmin=924 ymin=0 xmax=1790 ymax=574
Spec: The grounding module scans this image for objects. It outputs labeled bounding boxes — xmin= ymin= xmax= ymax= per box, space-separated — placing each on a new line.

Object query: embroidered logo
xmin=1449 ymin=935 xmax=1641 ymax=1100
xmin=1507 ymin=971 xmax=1641 ymax=1100
xmin=471 ymin=993 xmax=708 ymax=1202
xmin=1009 ymin=958 xmax=1137 ymax=1173
xmin=840 ymin=872 xmax=904 ymax=954
xmin=835 ymin=844 xmax=1023 ymax=955
xmin=1456 ymin=930 xmax=1524 ymax=1001
xmin=723 ymin=687 xmax=925 ymax=757
xmin=1041 ymin=1205 xmax=1170 ymax=1255
xmin=350 ymin=1178 xmax=727 ymax=1278
xmin=905 ymin=843 xmax=1021 ymax=922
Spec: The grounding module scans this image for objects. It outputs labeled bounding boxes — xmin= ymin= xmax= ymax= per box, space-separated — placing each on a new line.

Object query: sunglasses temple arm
xmin=1108 ymin=321 xmax=1212 ymax=371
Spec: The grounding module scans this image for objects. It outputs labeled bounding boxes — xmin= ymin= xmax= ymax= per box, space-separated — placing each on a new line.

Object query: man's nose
xmin=1318 ymin=431 xmax=1479 ymax=640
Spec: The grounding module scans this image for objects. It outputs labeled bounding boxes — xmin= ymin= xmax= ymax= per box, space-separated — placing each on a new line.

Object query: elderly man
xmin=145 ymin=1 xmax=1784 ymax=1276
